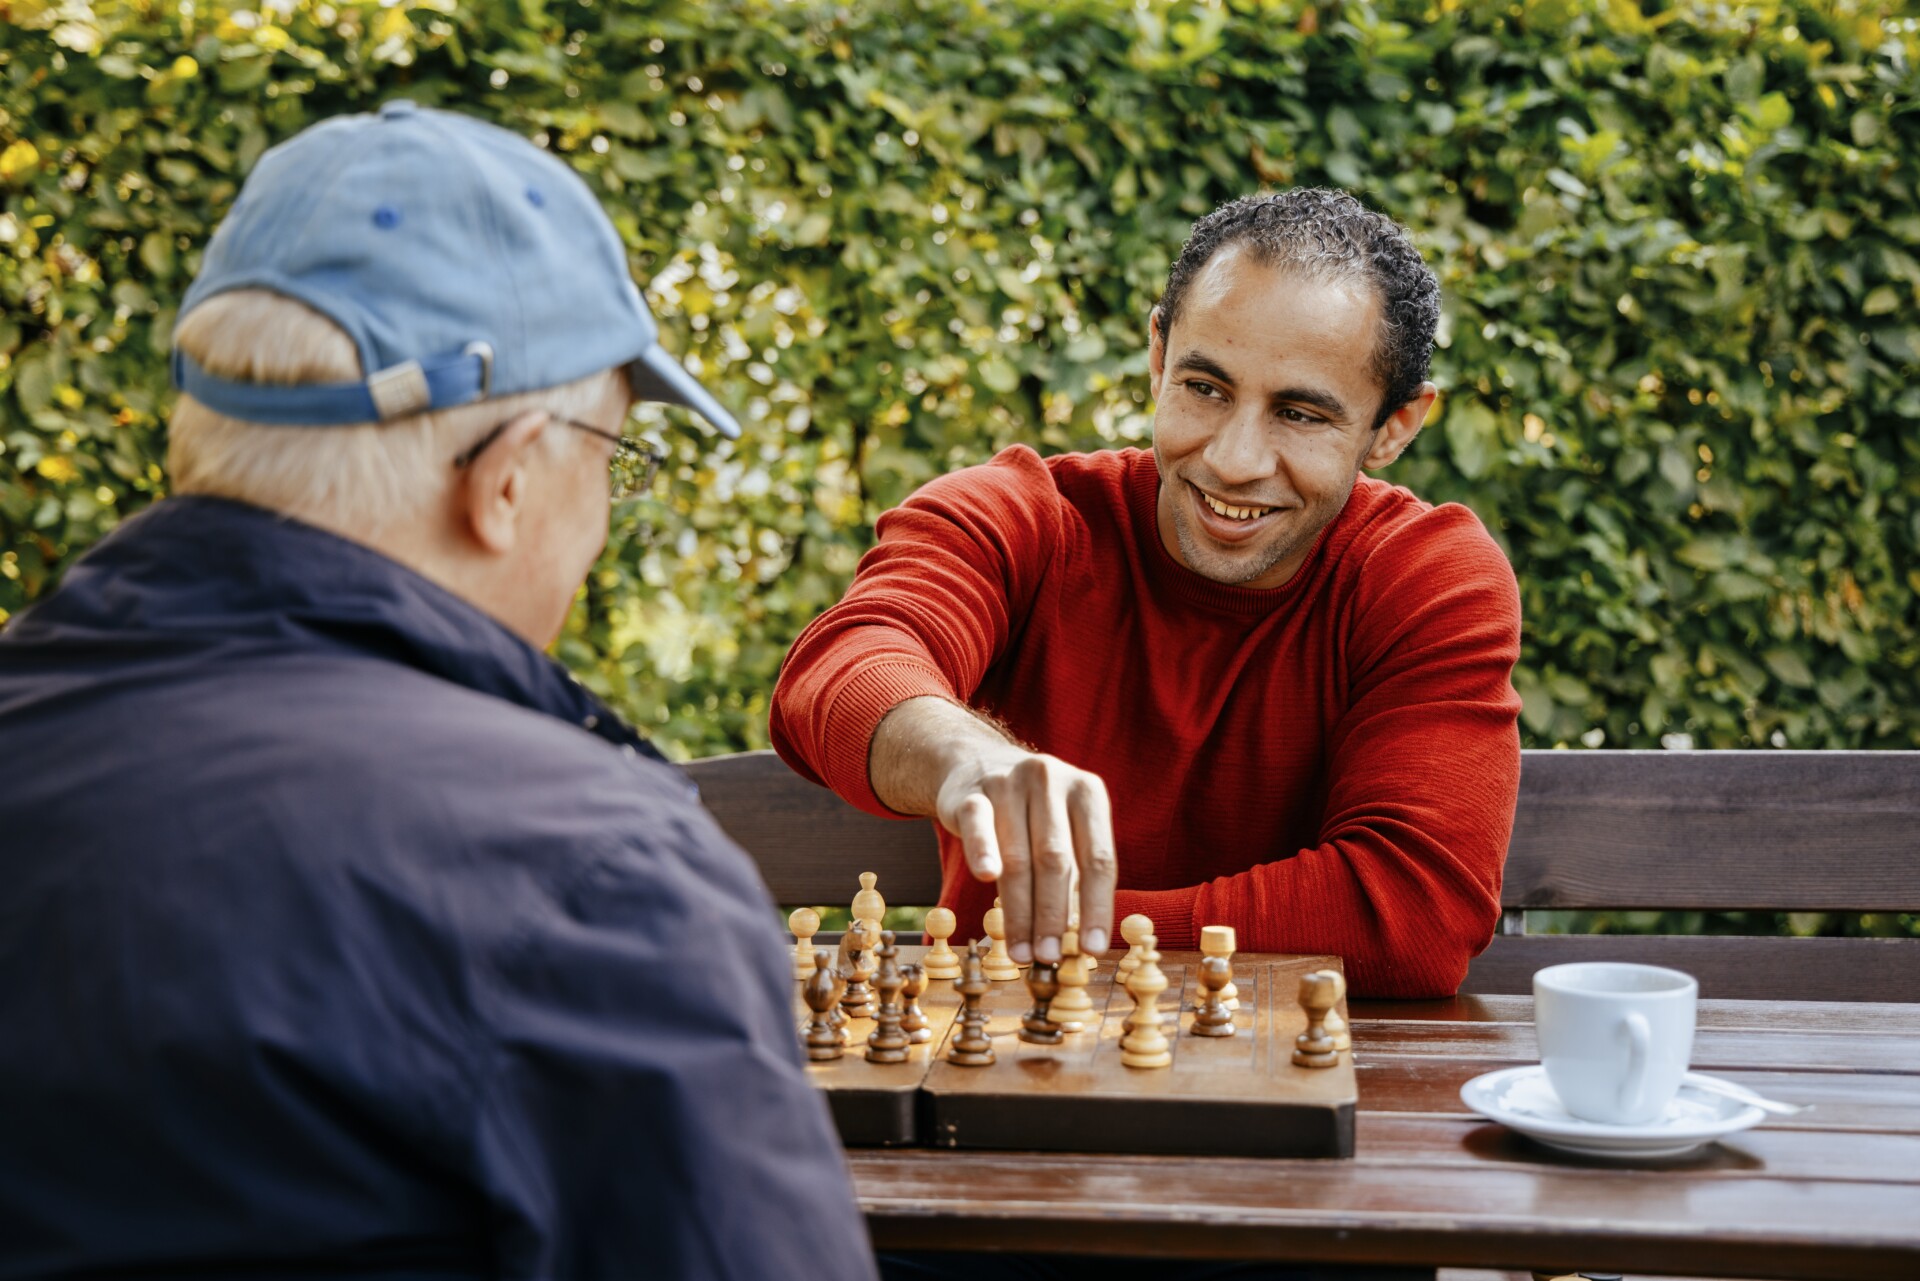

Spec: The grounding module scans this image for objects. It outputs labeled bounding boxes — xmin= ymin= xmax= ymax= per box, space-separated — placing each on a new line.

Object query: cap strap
xmin=170 ymin=342 xmax=493 ymax=426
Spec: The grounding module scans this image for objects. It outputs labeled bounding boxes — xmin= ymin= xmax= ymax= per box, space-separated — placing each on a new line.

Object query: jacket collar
xmin=15 ymin=496 xmax=667 ymax=763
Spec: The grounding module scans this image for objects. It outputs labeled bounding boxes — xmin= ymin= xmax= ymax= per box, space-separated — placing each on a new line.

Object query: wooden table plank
xmin=836 ymin=975 xmax=1920 ymax=1277
xmin=1357 ymin=996 xmax=1920 ymax=1035
xmin=853 ymin=1149 xmax=1920 ymax=1279
xmin=1359 ymin=1114 xmax=1920 ymax=1183
xmin=1351 ymin=1058 xmax=1920 ymax=1132
xmin=1354 ymin=1021 xmax=1916 ymax=1073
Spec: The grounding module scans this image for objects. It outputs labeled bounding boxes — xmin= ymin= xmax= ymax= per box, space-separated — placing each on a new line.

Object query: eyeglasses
xmin=452 ymin=414 xmax=665 ymax=500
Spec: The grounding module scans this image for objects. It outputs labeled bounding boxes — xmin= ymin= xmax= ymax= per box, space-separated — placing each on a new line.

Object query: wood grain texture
xmin=849 ymin=1147 xmax=1920 ymax=1279
xmin=1354 ymin=995 xmax=1920 ymax=1033
xmin=684 ymin=750 xmax=940 ymax=904
xmin=1464 ymin=934 xmax=1920 ymax=1003
xmin=1347 ymin=1056 xmax=1920 ymax=1133
xmin=842 ymin=995 xmax=1920 ymax=1277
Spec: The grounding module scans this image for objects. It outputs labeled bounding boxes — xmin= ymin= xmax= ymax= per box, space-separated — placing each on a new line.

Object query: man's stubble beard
xmin=1160 ymin=458 xmax=1361 ymax=589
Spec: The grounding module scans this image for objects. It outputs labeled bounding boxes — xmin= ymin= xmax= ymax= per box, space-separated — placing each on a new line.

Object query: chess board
xmin=796 ymin=947 xmax=1356 ymax=1159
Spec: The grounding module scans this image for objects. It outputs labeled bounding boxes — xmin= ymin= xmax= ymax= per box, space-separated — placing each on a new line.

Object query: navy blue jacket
xmin=0 ymin=498 xmax=876 ymax=1280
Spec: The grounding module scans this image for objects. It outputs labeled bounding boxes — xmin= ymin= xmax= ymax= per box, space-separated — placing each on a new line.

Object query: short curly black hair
xmin=1156 ymin=189 xmax=1441 ymax=427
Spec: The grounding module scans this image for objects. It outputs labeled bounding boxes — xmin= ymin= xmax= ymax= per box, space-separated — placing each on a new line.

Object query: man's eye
xmin=1280 ymin=407 xmax=1325 ymax=425
xmin=1186 ymin=380 xmax=1221 ymax=399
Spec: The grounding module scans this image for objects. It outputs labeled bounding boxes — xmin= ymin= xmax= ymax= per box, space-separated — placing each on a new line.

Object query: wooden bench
xmin=684 ymin=749 xmax=1920 ymax=1003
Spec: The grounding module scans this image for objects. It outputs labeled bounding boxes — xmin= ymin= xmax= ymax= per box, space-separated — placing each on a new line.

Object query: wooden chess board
xmin=796 ymin=947 xmax=1357 ymax=1158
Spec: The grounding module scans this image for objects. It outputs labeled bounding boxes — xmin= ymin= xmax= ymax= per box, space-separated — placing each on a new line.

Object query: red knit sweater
xmin=770 ymin=446 xmax=1522 ymax=998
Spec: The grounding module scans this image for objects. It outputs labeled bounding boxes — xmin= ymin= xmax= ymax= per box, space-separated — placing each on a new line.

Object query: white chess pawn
xmin=788 ymin=907 xmax=821 ymax=980
xmin=1047 ymin=927 xmax=1094 ymax=1031
xmin=1120 ymin=936 xmax=1172 ymax=1069
xmin=1115 ymin=913 xmax=1153 ymax=984
xmin=851 ymin=871 xmax=886 ymax=930
xmin=1199 ymin=924 xmax=1239 ymax=1010
xmin=922 ymin=906 xmax=962 ymax=979
xmin=1321 ymin=969 xmax=1351 ymax=1052
xmin=981 ymin=897 xmax=1021 ymax=980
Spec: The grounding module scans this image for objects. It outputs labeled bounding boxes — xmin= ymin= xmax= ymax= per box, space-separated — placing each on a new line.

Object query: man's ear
xmin=1147 ymin=306 xmax=1168 ymax=398
xmin=457 ymin=410 xmax=550 ymax=555
xmin=1362 ymin=382 xmax=1437 ymax=470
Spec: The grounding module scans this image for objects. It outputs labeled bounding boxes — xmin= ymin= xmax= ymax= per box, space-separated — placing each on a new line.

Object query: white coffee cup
xmin=1533 ymin=962 xmax=1698 ymax=1125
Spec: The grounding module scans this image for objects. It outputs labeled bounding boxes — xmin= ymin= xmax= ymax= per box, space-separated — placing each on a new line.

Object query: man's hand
xmin=870 ymin=696 xmax=1116 ymax=964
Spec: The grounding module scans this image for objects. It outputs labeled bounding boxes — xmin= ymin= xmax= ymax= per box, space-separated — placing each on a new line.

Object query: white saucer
xmin=1460 ymin=1065 xmax=1767 ymax=1159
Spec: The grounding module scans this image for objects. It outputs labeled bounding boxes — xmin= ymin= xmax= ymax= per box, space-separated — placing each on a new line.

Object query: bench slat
xmin=1506 ymin=750 xmax=1920 ymax=911
xmin=687 ymin=749 xmax=1920 ymax=913
xmin=685 ymin=751 xmax=939 ymax=905
xmin=1463 ymin=934 xmax=1920 ymax=1003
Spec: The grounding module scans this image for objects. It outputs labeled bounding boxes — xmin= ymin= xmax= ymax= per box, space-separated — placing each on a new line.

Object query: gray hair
xmin=168 ymin=290 xmax=618 ymax=534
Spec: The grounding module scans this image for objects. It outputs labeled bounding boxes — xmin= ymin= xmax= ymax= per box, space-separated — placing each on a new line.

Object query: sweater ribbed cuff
xmin=1112 ymin=887 xmax=1200 ymax=951
xmin=820 ymin=661 xmax=960 ymax=818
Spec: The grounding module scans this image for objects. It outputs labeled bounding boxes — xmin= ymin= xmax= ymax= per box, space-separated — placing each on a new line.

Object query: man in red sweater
xmin=771 ymin=189 xmax=1521 ymax=999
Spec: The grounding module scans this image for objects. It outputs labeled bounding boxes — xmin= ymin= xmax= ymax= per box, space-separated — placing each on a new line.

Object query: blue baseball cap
xmin=171 ymin=100 xmax=739 ymax=438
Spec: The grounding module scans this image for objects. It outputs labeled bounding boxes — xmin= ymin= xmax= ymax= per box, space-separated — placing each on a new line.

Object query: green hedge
xmin=5 ymin=0 xmax=1918 ymax=761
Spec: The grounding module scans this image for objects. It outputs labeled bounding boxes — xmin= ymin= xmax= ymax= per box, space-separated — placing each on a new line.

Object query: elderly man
xmin=0 ymin=103 xmax=875 ymax=1279
xmin=772 ymin=189 xmax=1522 ymax=1000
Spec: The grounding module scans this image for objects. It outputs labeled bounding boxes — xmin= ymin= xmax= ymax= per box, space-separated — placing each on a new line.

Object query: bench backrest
xmin=683 ymin=749 xmax=1920 ymax=1002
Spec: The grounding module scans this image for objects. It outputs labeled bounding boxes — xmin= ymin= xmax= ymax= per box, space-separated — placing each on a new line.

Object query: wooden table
xmin=848 ymin=993 xmax=1920 ymax=1281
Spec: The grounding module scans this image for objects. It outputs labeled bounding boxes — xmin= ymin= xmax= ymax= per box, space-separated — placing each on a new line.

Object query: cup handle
xmin=1618 ymin=1011 xmax=1652 ymax=1116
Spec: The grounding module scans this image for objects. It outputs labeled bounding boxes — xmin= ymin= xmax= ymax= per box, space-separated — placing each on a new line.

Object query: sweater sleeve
xmin=770 ymin=445 xmax=1064 ymax=817
xmin=1141 ymin=506 xmax=1523 ymax=999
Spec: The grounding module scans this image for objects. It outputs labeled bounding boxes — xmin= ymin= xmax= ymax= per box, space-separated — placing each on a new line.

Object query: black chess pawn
xmin=802 ymin=949 xmax=844 ymax=1061
xmin=1019 ymin=959 xmax=1064 ymax=1045
xmin=839 ymin=918 xmax=876 ymax=1020
xmin=865 ymin=930 xmax=911 ymax=1063
xmin=900 ymin=962 xmax=931 ymax=1044
xmin=1191 ymin=953 xmax=1237 ymax=1037
xmin=947 ymin=940 xmax=995 ymax=1066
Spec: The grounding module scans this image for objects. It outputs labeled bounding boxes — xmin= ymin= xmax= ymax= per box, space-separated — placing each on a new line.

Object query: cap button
xmin=380 ymin=99 xmax=419 ymax=120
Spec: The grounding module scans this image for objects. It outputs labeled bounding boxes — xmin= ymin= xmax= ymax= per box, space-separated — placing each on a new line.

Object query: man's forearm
xmin=867 ymin=695 xmax=1117 ymax=962
xmin=868 ymin=695 xmax=1018 ymax=816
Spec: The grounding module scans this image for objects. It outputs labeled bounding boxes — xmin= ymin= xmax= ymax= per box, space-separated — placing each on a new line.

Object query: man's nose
xmin=1202 ymin=406 xmax=1275 ymax=488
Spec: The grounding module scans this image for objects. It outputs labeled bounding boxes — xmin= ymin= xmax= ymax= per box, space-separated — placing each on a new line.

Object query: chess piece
xmin=922 ymin=906 xmax=962 ymax=979
xmin=788 ymin=907 xmax=821 ymax=980
xmin=981 ymin=897 xmax=1021 ymax=980
xmin=839 ymin=917 xmax=877 ymax=1019
xmin=802 ymin=950 xmax=843 ymax=1061
xmin=900 ymin=963 xmax=931 ymax=1043
xmin=1199 ymin=924 xmax=1239 ymax=1010
xmin=1293 ymin=970 xmax=1341 ymax=1068
xmin=1321 ymin=969 xmax=1351 ymax=1052
xmin=1019 ymin=960 xmax=1064 ymax=1044
xmin=1191 ymin=953 xmax=1237 ymax=1037
xmin=1047 ymin=926 xmax=1093 ymax=1031
xmin=866 ymin=930 xmax=910 ymax=1063
xmin=946 ymin=941 xmax=996 ymax=1066
xmin=1115 ymin=913 xmax=1153 ymax=984
xmin=828 ymin=968 xmax=850 ymax=1046
xmin=1119 ymin=935 xmax=1172 ymax=1068
xmin=851 ymin=871 xmax=886 ymax=930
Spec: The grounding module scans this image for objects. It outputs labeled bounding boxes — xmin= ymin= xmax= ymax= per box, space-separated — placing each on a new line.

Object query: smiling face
xmin=1149 ymin=246 xmax=1432 ymax=591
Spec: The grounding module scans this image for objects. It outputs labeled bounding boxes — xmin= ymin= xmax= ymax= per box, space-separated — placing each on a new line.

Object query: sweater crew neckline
xmin=1124 ymin=449 xmax=1340 ymax=619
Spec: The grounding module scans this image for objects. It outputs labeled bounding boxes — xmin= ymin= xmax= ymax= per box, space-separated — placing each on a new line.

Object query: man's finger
xmin=991 ymin=781 xmax=1035 ymax=965
xmin=1069 ymin=776 xmax=1118 ymax=955
xmin=1027 ymin=779 xmax=1075 ymax=964
xmin=952 ymin=792 xmax=1001 ymax=882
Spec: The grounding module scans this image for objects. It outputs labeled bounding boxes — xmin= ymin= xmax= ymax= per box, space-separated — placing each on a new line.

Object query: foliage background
xmin=4 ymin=0 xmax=1916 ymax=937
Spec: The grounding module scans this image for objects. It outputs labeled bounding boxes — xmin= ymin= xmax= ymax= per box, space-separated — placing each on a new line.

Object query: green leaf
xmin=1763 ymin=649 xmax=1815 ymax=689
xmin=139 ymin=231 xmax=176 ymax=280
xmin=1443 ymin=400 xmax=1499 ymax=480
xmin=977 ymin=356 xmax=1021 ymax=394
